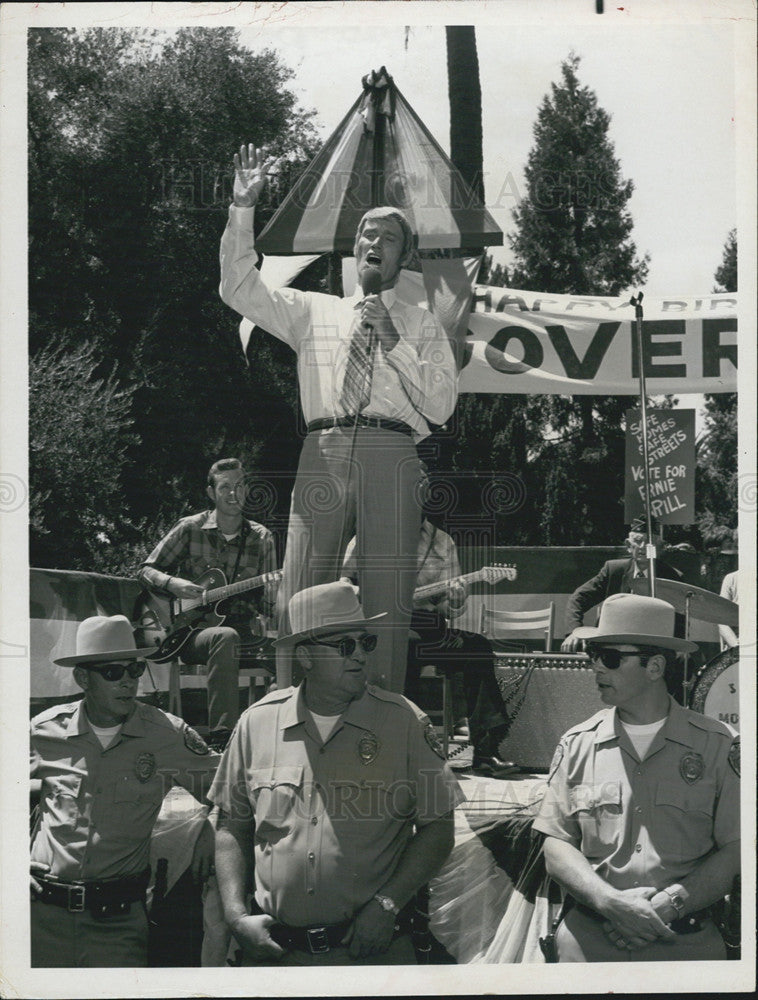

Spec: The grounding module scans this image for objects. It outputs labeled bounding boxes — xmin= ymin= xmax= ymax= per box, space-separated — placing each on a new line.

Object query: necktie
xmin=339 ymin=311 xmax=373 ymax=415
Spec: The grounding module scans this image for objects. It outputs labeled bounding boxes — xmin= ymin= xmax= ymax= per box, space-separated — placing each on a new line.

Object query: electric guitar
xmin=133 ymin=563 xmax=517 ymax=663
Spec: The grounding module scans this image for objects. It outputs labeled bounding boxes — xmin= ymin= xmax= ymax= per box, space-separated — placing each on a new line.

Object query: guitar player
xmin=137 ymin=458 xmax=278 ymax=749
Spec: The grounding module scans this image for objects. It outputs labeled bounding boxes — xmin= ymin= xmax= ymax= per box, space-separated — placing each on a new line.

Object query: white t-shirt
xmin=308 ymin=710 xmax=342 ymax=742
xmin=620 ymin=717 xmax=667 ymax=759
xmin=88 ymin=721 xmax=123 ymax=749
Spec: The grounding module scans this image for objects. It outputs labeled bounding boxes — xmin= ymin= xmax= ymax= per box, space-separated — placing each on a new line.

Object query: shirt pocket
xmin=250 ymin=765 xmax=304 ymax=841
xmin=44 ymin=774 xmax=82 ymax=828
xmin=654 ymin=781 xmax=717 ymax=858
xmin=568 ymin=782 xmax=623 ymax=857
xmin=330 ymin=765 xmax=412 ymax=839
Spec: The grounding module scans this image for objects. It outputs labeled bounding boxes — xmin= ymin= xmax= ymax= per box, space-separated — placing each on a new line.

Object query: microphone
xmin=359 ymin=266 xmax=383 ymax=352
xmin=360 ymin=266 xmax=383 ymax=298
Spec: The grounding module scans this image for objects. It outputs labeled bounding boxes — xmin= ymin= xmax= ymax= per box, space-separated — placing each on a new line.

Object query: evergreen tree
xmin=505 ymin=54 xmax=650 ymax=543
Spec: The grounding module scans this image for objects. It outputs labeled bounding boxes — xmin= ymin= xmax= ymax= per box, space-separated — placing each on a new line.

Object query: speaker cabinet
xmin=494 ymin=655 xmax=599 ymax=771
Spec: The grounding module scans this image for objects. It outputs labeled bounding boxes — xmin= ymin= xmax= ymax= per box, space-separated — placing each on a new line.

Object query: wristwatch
xmin=373 ymin=893 xmax=400 ymax=916
xmin=663 ymin=886 xmax=686 ymax=917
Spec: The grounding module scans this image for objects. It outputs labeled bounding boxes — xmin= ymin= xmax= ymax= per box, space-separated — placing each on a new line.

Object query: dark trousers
xmin=405 ymin=611 xmax=507 ymax=751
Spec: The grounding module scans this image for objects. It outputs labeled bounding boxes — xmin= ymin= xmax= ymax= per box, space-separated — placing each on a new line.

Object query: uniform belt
xmin=265 ymin=910 xmax=413 ymax=955
xmin=307 ymin=416 xmax=414 ymax=437
xmin=268 ymin=919 xmax=353 ymax=954
xmin=36 ymin=870 xmax=150 ymax=915
xmin=574 ymin=901 xmax=709 ymax=936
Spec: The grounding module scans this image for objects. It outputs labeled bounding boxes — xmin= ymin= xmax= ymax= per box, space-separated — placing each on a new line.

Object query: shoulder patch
xmin=547 ymin=742 xmax=564 ymax=782
xmin=728 ymin=740 xmax=740 ymax=777
xmin=423 ymin=722 xmax=446 ymax=760
xmin=183 ymin=724 xmax=210 ymax=755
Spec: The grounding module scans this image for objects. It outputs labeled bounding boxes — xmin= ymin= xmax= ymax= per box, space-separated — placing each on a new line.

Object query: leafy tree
xmin=29 ymin=343 xmax=138 ymax=568
xmin=28 ymin=28 xmax=319 ymax=569
xmin=696 ymin=230 xmax=738 ymax=547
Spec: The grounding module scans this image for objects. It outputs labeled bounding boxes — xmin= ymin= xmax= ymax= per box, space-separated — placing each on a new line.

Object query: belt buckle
xmin=68 ymin=884 xmax=86 ymax=912
xmin=306 ymin=926 xmax=330 ymax=954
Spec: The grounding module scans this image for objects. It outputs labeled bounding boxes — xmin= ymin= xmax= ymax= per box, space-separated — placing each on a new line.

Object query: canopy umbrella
xmin=257 ymin=67 xmax=503 ymax=254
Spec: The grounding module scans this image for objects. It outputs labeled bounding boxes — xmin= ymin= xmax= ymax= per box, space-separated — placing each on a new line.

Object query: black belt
xmin=263 ymin=910 xmax=412 ymax=955
xmin=35 ymin=870 xmax=149 ymax=918
xmin=307 ymin=416 xmax=415 ymax=437
xmin=575 ymin=901 xmax=709 ymax=936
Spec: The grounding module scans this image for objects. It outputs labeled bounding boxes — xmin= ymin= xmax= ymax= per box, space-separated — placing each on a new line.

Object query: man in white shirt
xmin=219 ymin=144 xmax=458 ymax=693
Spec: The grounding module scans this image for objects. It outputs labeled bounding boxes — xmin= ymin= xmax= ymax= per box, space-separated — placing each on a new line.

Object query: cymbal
xmin=631 ymin=577 xmax=739 ymax=626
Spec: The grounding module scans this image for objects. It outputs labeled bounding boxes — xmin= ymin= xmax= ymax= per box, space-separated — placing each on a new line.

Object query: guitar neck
xmin=205 ymin=570 xmax=283 ymax=604
xmin=413 ymin=570 xmax=484 ymax=604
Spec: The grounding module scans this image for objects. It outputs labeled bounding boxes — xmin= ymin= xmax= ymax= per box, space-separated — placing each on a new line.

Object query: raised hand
xmin=232 ymin=143 xmax=280 ymax=208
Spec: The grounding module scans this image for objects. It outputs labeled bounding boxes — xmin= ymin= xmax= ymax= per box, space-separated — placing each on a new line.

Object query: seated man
xmin=535 ymin=593 xmax=740 ymax=963
xmin=561 ymin=516 xmax=681 ymax=653
xmin=343 ymin=516 xmax=515 ymax=778
xmin=210 ymin=580 xmax=461 ymax=966
xmin=137 ymin=457 xmax=278 ymax=748
xmin=30 ymin=615 xmax=220 ymax=968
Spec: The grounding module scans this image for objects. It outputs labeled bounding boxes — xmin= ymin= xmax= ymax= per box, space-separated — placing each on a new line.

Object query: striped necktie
xmin=339 ymin=312 xmax=373 ymax=415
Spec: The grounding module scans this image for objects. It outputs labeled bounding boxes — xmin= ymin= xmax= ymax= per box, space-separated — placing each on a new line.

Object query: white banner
xmin=458 ymin=287 xmax=737 ymax=394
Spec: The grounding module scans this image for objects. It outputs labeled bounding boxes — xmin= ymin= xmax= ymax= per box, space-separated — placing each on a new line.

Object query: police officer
xmin=534 ymin=594 xmax=740 ymax=962
xmin=30 ymin=615 xmax=221 ymax=967
xmin=210 ymin=581 xmax=462 ymax=965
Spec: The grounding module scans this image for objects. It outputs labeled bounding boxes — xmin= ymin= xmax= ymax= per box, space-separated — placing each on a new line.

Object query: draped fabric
xmin=429 ymin=776 xmax=559 ymax=964
xmin=257 ymin=68 xmax=503 ymax=254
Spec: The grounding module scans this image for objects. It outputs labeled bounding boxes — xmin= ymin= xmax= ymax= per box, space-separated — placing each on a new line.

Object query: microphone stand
xmin=631 ymin=292 xmax=658 ymax=597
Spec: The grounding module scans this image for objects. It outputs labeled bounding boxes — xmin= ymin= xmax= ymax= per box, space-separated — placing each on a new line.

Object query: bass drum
xmin=691 ymin=646 xmax=739 ymax=732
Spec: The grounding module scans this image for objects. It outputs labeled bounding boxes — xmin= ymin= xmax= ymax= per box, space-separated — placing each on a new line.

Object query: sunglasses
xmin=586 ymin=645 xmax=656 ymax=670
xmin=314 ymin=634 xmax=377 ymax=657
xmin=86 ymin=661 xmax=146 ymax=681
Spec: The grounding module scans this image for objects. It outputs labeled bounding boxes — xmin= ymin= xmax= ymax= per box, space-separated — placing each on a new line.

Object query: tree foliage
xmin=696 ymin=230 xmax=738 ymax=548
xmin=28 ymin=27 xmax=319 ymax=569
xmin=29 ymin=343 xmax=138 ymax=567
xmin=448 ymin=55 xmax=651 ymax=544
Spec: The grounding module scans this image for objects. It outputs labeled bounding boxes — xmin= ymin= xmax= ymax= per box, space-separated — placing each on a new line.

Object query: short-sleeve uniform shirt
xmin=30 ymin=700 xmax=220 ymax=881
xmin=208 ymin=684 xmax=463 ymax=926
xmin=533 ymin=698 xmax=740 ymax=890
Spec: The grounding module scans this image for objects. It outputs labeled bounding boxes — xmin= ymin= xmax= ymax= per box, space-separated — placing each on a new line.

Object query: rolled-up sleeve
xmin=137 ymin=521 xmax=188 ymax=594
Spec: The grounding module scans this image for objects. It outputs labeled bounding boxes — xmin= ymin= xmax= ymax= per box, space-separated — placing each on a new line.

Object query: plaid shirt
xmin=137 ymin=510 xmax=278 ymax=617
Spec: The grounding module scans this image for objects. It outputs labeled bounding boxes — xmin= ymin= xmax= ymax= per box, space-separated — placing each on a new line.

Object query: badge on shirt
xmin=357 ymin=731 xmax=380 ymax=765
xmin=548 ymin=743 xmax=564 ymax=783
xmin=183 ymin=724 xmax=210 ymax=756
xmin=679 ymin=751 xmax=705 ymax=784
xmin=134 ymin=752 xmax=156 ymax=783
xmin=728 ymin=740 xmax=740 ymax=777
xmin=423 ymin=722 xmax=446 ymax=760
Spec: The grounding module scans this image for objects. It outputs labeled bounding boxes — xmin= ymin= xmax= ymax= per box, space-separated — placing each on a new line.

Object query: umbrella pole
xmin=630 ymin=292 xmax=657 ymax=596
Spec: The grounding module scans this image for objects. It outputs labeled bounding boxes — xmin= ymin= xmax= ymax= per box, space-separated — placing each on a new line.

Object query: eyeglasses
xmin=87 ymin=662 xmax=146 ymax=681
xmin=586 ymin=645 xmax=655 ymax=670
xmin=314 ymin=634 xmax=377 ymax=657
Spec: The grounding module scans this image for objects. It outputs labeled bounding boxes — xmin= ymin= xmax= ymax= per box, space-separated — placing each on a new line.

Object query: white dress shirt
xmin=219 ymin=206 xmax=458 ymax=440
